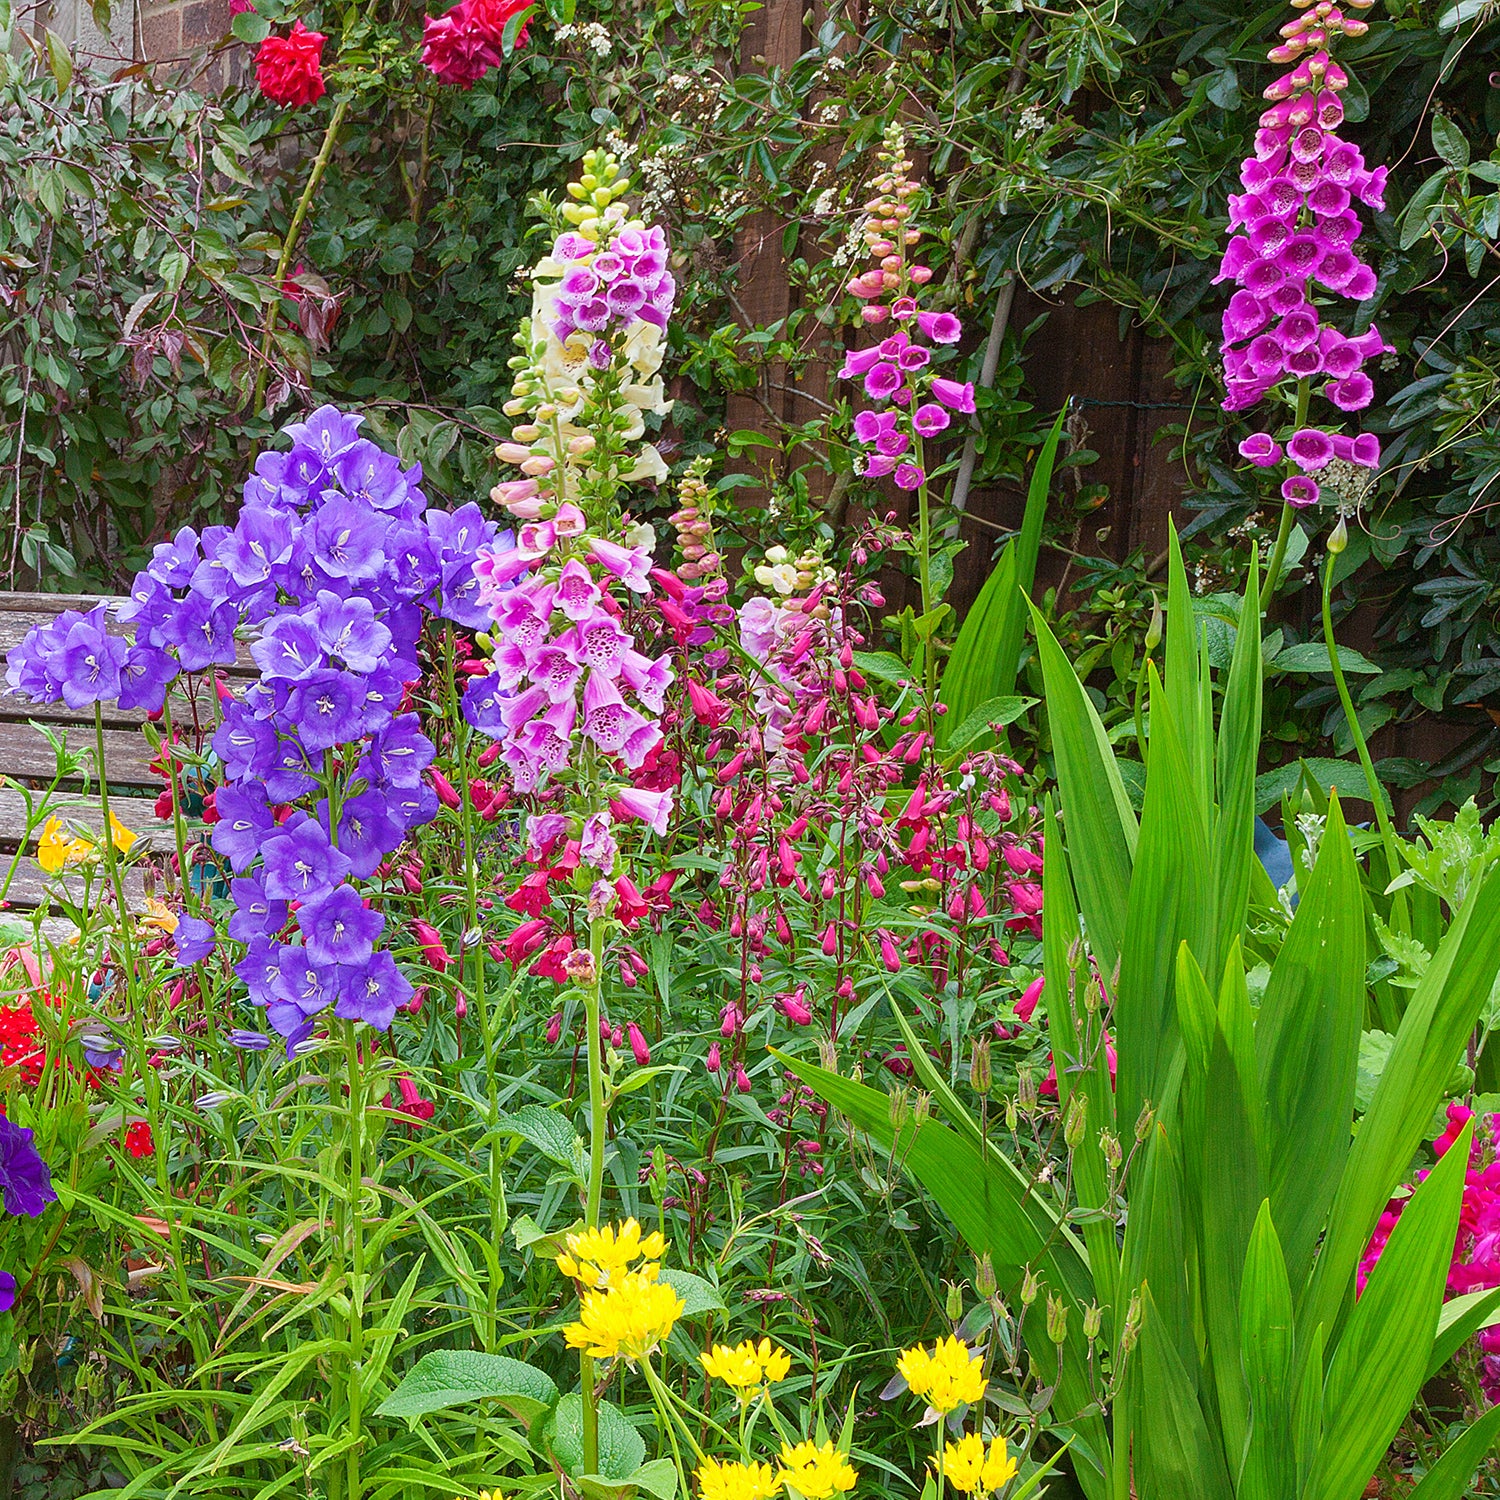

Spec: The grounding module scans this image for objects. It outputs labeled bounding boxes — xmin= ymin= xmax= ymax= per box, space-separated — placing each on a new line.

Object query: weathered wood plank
xmin=0 ymin=863 xmax=150 ymax=914
xmin=0 ymin=789 xmax=166 ymax=851
xmin=0 ymin=721 xmax=160 ymax=788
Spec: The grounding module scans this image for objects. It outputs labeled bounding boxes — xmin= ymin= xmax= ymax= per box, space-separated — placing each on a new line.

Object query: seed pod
xmin=1135 ymin=1101 xmax=1156 ymax=1143
xmin=1020 ymin=1268 xmax=1040 ymax=1307
xmin=975 ymin=1253 xmax=997 ymax=1300
xmin=1064 ymin=1093 xmax=1088 ymax=1150
xmin=1046 ymin=1293 xmax=1068 ymax=1346
xmin=970 ymin=1037 xmax=992 ymax=1095
xmin=1083 ymin=1302 xmax=1103 ymax=1342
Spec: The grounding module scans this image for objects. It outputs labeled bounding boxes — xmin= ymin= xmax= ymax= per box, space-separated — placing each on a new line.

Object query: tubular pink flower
xmin=587 ymin=536 xmax=653 ymax=593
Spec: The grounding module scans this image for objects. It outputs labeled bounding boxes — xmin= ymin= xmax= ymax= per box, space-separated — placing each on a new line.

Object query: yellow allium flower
xmin=776 ymin=1441 xmax=857 ymax=1500
xmin=37 ymin=817 xmax=93 ymax=875
xmin=557 ymin=1218 xmax=669 ymax=1288
xmin=897 ymin=1336 xmax=987 ymax=1415
xmin=700 ymin=1338 xmax=792 ymax=1396
xmin=938 ymin=1434 xmax=1017 ymax=1496
xmin=696 ymin=1457 xmax=780 ymax=1500
xmin=563 ymin=1269 xmax=683 ymax=1362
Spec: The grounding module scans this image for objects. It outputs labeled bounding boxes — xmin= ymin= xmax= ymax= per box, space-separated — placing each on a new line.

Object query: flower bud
xmin=1004 ymin=1096 xmax=1018 ymax=1131
xmin=1135 ymin=1101 xmax=1156 ymax=1143
xmin=1145 ymin=597 xmax=1163 ymax=652
xmin=1020 ymin=1267 xmax=1040 ymax=1307
xmin=1046 ymin=1293 xmax=1069 ymax=1346
xmin=975 ymin=1253 xmax=997 ymax=1299
xmin=912 ymin=1092 xmax=931 ymax=1127
xmin=1064 ymin=1093 xmax=1088 ymax=1151
xmin=945 ymin=1281 xmax=964 ymax=1322
xmin=969 ymin=1037 xmax=992 ymax=1095
xmin=1120 ymin=1290 xmax=1143 ymax=1355
xmin=1083 ymin=1302 xmax=1103 ymax=1343
xmin=1017 ymin=1067 xmax=1037 ymax=1113
xmin=1100 ymin=1129 xmax=1123 ymax=1174
xmin=1328 ymin=515 xmax=1347 ymax=554
xmin=889 ymin=1089 xmax=910 ymax=1132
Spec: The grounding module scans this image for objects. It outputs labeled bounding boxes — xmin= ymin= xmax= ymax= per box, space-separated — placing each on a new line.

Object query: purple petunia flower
xmin=0 ymin=1115 xmax=56 ymax=1218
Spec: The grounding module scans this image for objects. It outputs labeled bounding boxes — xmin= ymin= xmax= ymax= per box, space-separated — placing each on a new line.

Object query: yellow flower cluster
xmin=897 ymin=1336 xmax=986 ymax=1415
xmin=776 ymin=1442 xmax=857 ymax=1500
xmin=37 ymin=812 xmax=136 ymax=875
xmin=556 ymin=1218 xmax=667 ymax=1288
xmin=939 ymin=1434 xmax=1017 ymax=1496
xmin=700 ymin=1339 xmax=791 ymax=1397
xmin=564 ymin=1268 xmax=683 ymax=1363
xmin=695 ymin=1457 xmax=780 ymax=1500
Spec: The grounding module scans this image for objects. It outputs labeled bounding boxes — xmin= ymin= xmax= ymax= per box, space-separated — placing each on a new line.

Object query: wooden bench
xmin=0 ymin=592 xmax=254 ymax=923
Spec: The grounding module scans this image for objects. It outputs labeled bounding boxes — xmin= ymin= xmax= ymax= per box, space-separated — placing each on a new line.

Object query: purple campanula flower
xmin=173 ymin=916 xmax=216 ymax=967
xmin=333 ymin=950 xmax=412 ymax=1031
xmin=309 ymin=497 xmax=385 ymax=583
xmin=236 ymin=936 xmax=287 ymax=1007
xmin=282 ymin=404 xmax=364 ymax=464
xmin=147 ymin=527 xmax=200 ymax=589
xmin=229 ymin=872 xmax=289 ymax=942
xmin=336 ymin=441 xmax=420 ymax=514
xmin=117 ymin=645 xmax=179 ymax=713
xmin=264 ymin=734 xmax=318 ymax=803
xmin=439 ymin=558 xmax=494 ymax=630
xmin=58 ymin=607 xmax=127 ymax=709
xmin=462 ymin=671 xmax=508 ymax=737
xmin=229 ymin=1030 xmax=273 ymax=1051
xmin=273 ymin=946 xmax=339 ymax=1019
xmin=383 ymin=781 xmax=439 ymax=832
xmin=320 ymin=788 xmax=402 ymax=880
xmin=212 ymin=783 xmax=276 ymax=874
xmin=298 ymin=884 xmax=385 ymax=967
xmin=288 ymin=670 xmax=367 ymax=754
xmin=218 ymin=508 xmax=294 ymax=589
xmin=252 ymin=614 xmax=324 ymax=682
xmin=385 ymin=523 xmax=441 ymax=599
xmin=309 ymin=593 xmax=392 ymax=673
xmin=0 ymin=1115 xmax=56 ymax=1218
xmin=213 ymin=703 xmax=277 ymax=781
xmin=363 ymin=714 xmax=435 ymax=789
xmin=262 ymin=819 xmax=352 ymax=903
xmin=162 ymin=593 xmax=238 ymax=675
xmin=283 ymin=1018 xmax=319 ymax=1057
xmin=0 ymin=1271 xmax=16 ymax=1312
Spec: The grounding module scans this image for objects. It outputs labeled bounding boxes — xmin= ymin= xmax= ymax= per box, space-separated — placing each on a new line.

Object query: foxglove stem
xmin=1319 ymin=549 xmax=1406 ymax=914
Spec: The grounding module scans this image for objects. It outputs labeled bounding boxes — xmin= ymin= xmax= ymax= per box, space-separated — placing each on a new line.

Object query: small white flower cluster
xmin=1017 ymin=103 xmax=1048 ymax=135
xmin=555 ymin=19 xmax=612 ymax=54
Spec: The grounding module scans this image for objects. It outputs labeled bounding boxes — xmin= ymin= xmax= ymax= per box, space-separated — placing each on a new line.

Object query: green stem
xmin=580 ymin=910 xmax=610 ymax=1475
xmin=1263 ymin=501 xmax=1295 ymax=605
xmin=92 ymin=704 xmax=137 ymax=993
xmin=252 ymin=96 xmax=351 ymax=414
xmin=641 ymin=1354 xmax=702 ymax=1496
xmin=1320 ymin=550 xmax=1406 ymax=921
xmin=344 ymin=1021 xmax=366 ymax=1500
xmin=913 ymin=435 xmax=937 ymax=696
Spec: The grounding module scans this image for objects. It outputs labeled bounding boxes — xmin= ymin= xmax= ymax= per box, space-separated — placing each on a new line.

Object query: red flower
xmin=421 ymin=0 xmax=528 ymax=88
xmin=255 ymin=21 xmax=327 ymax=109
xmin=125 ymin=1121 xmax=154 ymax=1158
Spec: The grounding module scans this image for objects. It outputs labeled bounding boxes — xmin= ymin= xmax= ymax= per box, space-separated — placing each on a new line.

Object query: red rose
xmin=254 ymin=20 xmax=327 ymax=109
xmin=420 ymin=0 xmax=528 ymax=87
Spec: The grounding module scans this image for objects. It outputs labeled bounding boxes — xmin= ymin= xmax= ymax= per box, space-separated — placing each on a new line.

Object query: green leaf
xmin=1029 ymin=602 xmax=1137 ymax=981
xmin=495 ymin=1104 xmax=585 ymax=1174
xmin=1308 ymin=1119 xmax=1471 ymax=1500
xmin=657 ymin=1267 xmax=724 ymax=1316
xmin=544 ymin=1394 xmax=644 ymax=1481
xmin=1406 ymin=1404 xmax=1500 ymax=1500
xmin=1214 ymin=551 xmax=1262 ymax=974
xmin=1430 ymin=111 xmax=1470 ymax=170
xmin=1134 ymin=1283 xmax=1235 ymax=1500
xmin=1238 ymin=1201 xmax=1295 ymax=1500
xmin=576 ymin=1459 xmax=680 ymax=1500
xmin=230 ymin=9 xmax=270 ymax=41
xmin=1426 ymin=1285 xmax=1500 ymax=1381
xmin=44 ymin=28 xmax=72 ymax=91
xmin=374 ymin=1351 xmax=559 ymax=1424
xmin=1270 ymin=641 xmax=1381 ymax=675
xmin=1255 ymin=796 xmax=1365 ymax=1287
xmin=850 ymin=651 xmax=912 ymax=687
xmin=1255 ymin=758 xmax=1393 ymax=815
xmin=942 ymin=695 xmax=1036 ymax=751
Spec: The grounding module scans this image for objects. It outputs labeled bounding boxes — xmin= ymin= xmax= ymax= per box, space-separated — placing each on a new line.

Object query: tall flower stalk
xmin=468 ymin=147 xmax=678 ymax=1476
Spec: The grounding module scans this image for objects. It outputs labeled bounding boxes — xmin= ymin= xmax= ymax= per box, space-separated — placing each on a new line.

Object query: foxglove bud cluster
xmin=839 ymin=123 xmax=974 ymax=492
xmin=668 ymin=458 xmax=722 ymax=582
xmin=1218 ymin=0 xmax=1391 ymax=508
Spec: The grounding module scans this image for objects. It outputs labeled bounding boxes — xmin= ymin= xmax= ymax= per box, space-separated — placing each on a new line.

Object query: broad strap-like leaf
xmin=1306 ymin=1119 xmax=1473 ymax=1500
xmin=1028 ymin=601 xmax=1137 ymax=981
xmin=1114 ymin=674 xmax=1212 ymax=1134
xmin=1238 ymin=1200 xmax=1295 ymax=1500
xmin=1304 ymin=868 xmax=1500 ymax=1345
xmin=1426 ymin=1285 xmax=1500 ymax=1382
xmin=1404 ymin=1403 xmax=1500 ymax=1500
xmin=1254 ymin=795 xmax=1365 ymax=1290
xmin=1133 ymin=1283 xmax=1235 ymax=1500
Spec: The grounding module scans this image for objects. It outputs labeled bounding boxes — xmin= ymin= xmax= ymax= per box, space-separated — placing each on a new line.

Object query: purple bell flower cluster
xmin=465 ymin=526 xmax=674 ymax=799
xmin=5 ymin=404 xmax=504 ymax=1044
xmin=548 ymin=225 xmax=675 ymax=349
xmin=1217 ymin=0 xmax=1391 ymax=509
